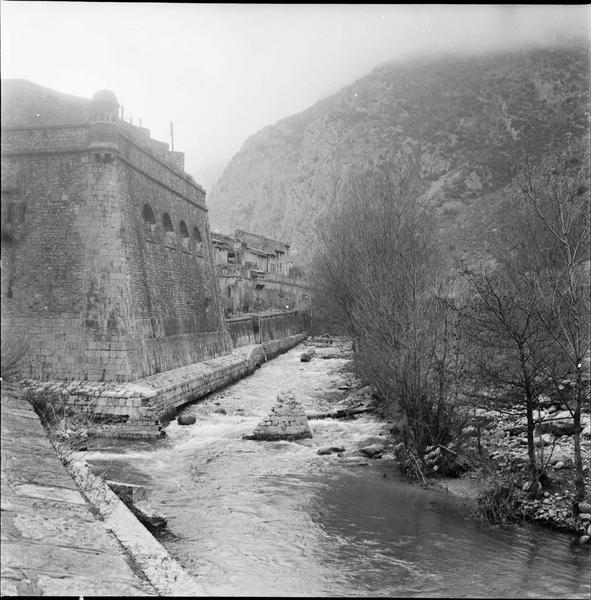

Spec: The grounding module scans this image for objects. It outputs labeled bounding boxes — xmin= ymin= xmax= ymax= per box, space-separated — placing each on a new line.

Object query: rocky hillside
xmin=208 ymin=45 xmax=589 ymax=264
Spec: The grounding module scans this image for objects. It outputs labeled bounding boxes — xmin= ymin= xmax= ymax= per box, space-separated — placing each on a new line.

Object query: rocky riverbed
xmin=70 ymin=336 xmax=589 ymax=597
xmin=303 ymin=336 xmax=591 ymax=543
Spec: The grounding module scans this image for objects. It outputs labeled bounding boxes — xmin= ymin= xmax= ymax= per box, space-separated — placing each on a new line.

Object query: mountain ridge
xmin=208 ymin=44 xmax=590 ymax=263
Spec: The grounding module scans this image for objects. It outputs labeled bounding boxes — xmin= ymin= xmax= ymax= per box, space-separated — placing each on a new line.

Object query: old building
xmin=211 ymin=229 xmax=310 ymax=315
xmin=1 ymin=80 xmax=231 ymax=382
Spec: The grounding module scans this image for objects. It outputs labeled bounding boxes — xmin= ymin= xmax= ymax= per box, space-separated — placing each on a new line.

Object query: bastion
xmin=1 ymin=81 xmax=310 ymax=437
xmin=1 ymin=80 xmax=231 ymax=382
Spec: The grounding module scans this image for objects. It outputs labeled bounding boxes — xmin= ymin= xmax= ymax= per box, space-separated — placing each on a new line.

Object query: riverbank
xmin=304 ymin=335 xmax=591 ymax=542
xmin=0 ymin=383 xmax=152 ymax=596
xmin=1 ymin=332 xmax=310 ymax=595
xmin=61 ymin=336 xmax=589 ymax=597
xmin=21 ymin=333 xmax=307 ymax=440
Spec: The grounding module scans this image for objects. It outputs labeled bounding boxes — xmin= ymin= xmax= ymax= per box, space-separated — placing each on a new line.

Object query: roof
xmin=234 ymin=229 xmax=290 ymax=253
xmin=91 ymin=89 xmax=119 ymax=105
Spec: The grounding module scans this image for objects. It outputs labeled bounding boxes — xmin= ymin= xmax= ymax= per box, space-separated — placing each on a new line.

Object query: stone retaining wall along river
xmin=22 ymin=332 xmax=307 ymax=439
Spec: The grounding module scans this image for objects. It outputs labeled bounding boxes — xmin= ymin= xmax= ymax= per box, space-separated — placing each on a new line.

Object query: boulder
xmin=300 ymin=349 xmax=316 ymax=362
xmin=510 ymin=425 xmax=527 ymax=436
xmin=317 ymin=446 xmax=345 ymax=456
xmin=535 ymin=421 xmax=553 ymax=434
xmin=425 ymin=447 xmax=442 ymax=463
xmin=214 ymin=408 xmax=227 ymax=415
xmin=462 ymin=426 xmax=477 ymax=437
xmin=106 ymin=481 xmax=148 ymax=504
xmin=106 ymin=481 xmax=167 ymax=530
xmin=577 ymin=502 xmax=591 ymax=514
xmin=177 ymin=414 xmax=196 ymax=426
xmin=554 ymin=461 xmax=565 ymax=470
xmin=359 ymin=444 xmax=384 ymax=459
xmin=536 ymin=433 xmax=552 ymax=446
xmin=513 ymin=454 xmax=529 ymax=466
xmin=243 ymin=392 xmax=312 ymax=441
xmin=130 ymin=500 xmax=167 ymax=530
xmin=444 ymin=458 xmax=470 ymax=477
xmin=549 ymin=452 xmax=569 ymax=466
xmin=550 ymin=420 xmax=575 ymax=436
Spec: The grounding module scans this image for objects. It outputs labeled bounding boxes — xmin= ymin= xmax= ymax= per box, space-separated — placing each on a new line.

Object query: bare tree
xmin=513 ymin=137 xmax=590 ymax=504
xmin=465 ymin=137 xmax=589 ymax=501
xmin=311 ymin=156 xmax=467 ymax=476
xmin=464 ymin=266 xmax=556 ymax=496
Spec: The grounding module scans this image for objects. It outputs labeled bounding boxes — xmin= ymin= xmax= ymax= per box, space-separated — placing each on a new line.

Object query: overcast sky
xmin=1 ymin=3 xmax=589 ymax=189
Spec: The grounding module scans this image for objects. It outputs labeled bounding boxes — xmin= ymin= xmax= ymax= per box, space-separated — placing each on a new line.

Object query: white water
xmin=81 ymin=343 xmax=591 ymax=597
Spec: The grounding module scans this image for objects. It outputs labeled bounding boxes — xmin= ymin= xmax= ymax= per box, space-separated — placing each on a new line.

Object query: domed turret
xmin=92 ymin=89 xmax=118 ymax=105
xmin=90 ymin=89 xmax=119 ymax=122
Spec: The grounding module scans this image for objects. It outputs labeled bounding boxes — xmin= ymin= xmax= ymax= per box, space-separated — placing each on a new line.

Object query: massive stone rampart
xmin=226 ymin=310 xmax=310 ymax=348
xmin=1 ymin=80 xmax=230 ymax=381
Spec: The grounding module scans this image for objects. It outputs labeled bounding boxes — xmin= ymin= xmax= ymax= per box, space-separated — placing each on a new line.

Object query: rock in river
xmin=317 ymin=446 xmax=345 ymax=456
xmin=243 ymin=392 xmax=313 ymax=441
xmin=300 ymin=349 xmax=316 ymax=362
xmin=178 ymin=414 xmax=197 ymax=426
xmin=131 ymin=500 xmax=168 ymax=530
xmin=359 ymin=444 xmax=384 ymax=459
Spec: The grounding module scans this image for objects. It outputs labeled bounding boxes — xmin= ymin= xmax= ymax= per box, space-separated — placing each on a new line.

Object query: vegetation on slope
xmin=208 ymin=45 xmax=589 ymax=264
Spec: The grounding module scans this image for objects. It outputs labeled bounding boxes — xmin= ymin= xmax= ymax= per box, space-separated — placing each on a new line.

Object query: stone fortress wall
xmin=1 ymin=80 xmax=310 ymax=437
xmin=1 ymin=80 xmax=231 ymax=382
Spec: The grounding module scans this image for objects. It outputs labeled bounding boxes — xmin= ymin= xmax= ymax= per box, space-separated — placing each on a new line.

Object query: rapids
xmin=81 ymin=343 xmax=590 ymax=597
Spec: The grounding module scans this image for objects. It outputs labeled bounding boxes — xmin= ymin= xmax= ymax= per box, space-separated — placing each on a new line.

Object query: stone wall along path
xmin=0 ymin=384 xmax=152 ymax=596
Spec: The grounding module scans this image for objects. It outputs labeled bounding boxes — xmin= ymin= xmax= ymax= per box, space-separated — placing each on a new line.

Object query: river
xmin=81 ymin=341 xmax=590 ymax=597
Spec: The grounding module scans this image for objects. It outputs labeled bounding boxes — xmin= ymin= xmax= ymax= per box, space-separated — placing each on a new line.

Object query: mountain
xmin=207 ymin=45 xmax=589 ymax=264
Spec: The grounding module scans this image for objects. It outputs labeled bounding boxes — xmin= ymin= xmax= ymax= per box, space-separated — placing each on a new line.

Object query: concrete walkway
xmin=0 ymin=384 xmax=152 ymax=596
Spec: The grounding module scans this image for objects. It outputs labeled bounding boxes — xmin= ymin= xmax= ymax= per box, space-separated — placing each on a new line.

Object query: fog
xmin=1 ymin=3 xmax=588 ymax=189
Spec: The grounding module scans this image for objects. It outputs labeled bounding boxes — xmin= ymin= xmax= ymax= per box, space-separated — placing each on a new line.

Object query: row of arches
xmin=142 ymin=204 xmax=203 ymax=253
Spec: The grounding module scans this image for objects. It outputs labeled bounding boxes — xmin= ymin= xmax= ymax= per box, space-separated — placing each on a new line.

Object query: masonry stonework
xmin=1 ymin=80 xmax=230 ymax=382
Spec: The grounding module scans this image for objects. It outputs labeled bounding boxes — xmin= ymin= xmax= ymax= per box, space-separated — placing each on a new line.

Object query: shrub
xmin=25 ymin=389 xmax=96 ymax=451
xmin=0 ymin=335 xmax=29 ymax=380
xmin=472 ymin=475 xmax=522 ymax=524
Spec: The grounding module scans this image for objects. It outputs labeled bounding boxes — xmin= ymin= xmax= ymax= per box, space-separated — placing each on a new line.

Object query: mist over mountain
xmin=208 ymin=45 xmax=589 ymax=264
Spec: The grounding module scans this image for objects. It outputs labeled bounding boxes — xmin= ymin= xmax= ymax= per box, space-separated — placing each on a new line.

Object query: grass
xmin=24 ymin=389 xmax=97 ymax=452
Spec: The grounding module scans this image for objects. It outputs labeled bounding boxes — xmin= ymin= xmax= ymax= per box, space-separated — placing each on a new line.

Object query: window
xmin=162 ymin=213 xmax=174 ymax=232
xmin=162 ymin=213 xmax=176 ymax=248
xmin=1 ymin=232 xmax=15 ymax=299
xmin=179 ymin=220 xmax=190 ymax=251
xmin=142 ymin=204 xmax=156 ymax=235
xmin=193 ymin=226 xmax=203 ymax=254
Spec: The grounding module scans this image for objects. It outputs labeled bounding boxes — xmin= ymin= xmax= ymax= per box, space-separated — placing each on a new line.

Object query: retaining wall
xmin=23 ymin=333 xmax=306 ymax=439
xmin=226 ymin=310 xmax=310 ymax=348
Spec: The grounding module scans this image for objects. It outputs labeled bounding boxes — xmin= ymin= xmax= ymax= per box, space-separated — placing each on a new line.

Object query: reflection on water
xmin=83 ymin=346 xmax=590 ymax=597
